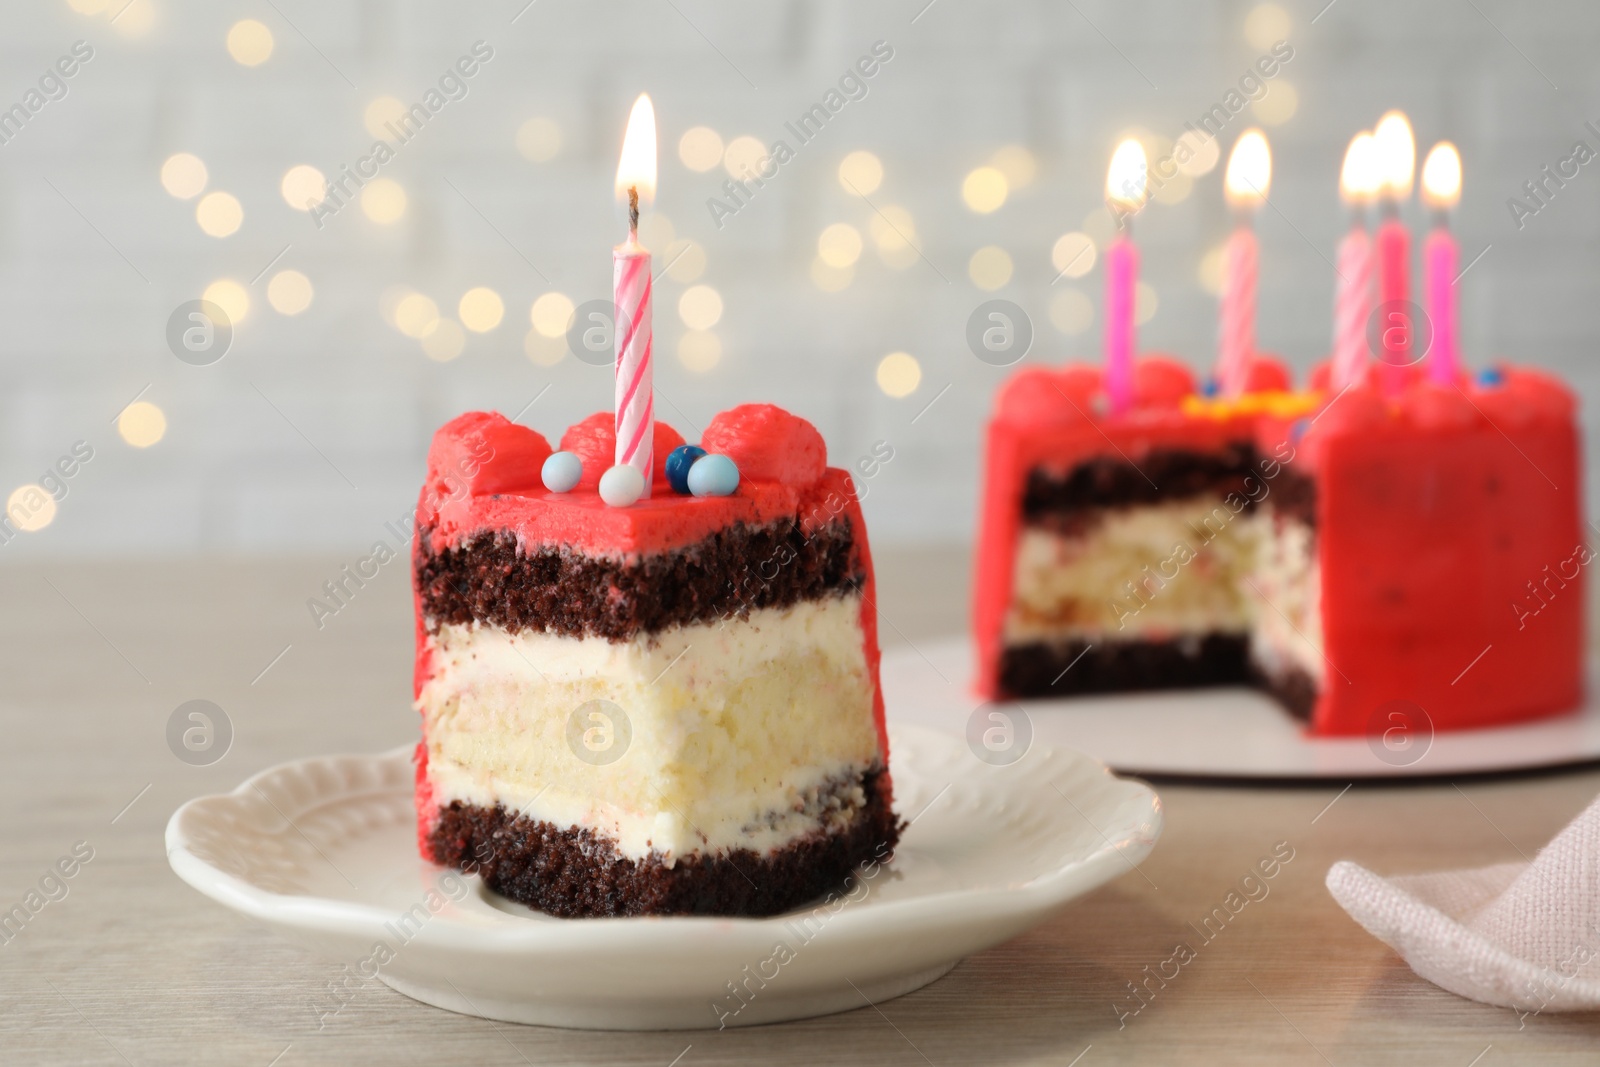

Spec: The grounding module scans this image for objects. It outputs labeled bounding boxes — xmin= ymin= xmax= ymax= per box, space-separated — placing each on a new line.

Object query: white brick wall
xmin=0 ymin=0 xmax=1596 ymax=555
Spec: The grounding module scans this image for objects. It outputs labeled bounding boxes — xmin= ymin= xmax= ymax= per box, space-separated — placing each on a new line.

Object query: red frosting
xmin=702 ymin=403 xmax=827 ymax=486
xmin=994 ymin=366 xmax=1095 ymax=424
xmin=1244 ymin=355 xmax=1292 ymax=393
xmin=559 ymin=413 xmax=685 ymax=490
xmin=1134 ymin=354 xmax=1196 ymax=409
xmin=974 ymin=354 xmax=1585 ymax=737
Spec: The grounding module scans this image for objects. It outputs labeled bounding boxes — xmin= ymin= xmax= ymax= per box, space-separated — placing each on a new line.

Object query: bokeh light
xmin=876 ymin=352 xmax=921 ymax=398
xmin=516 ymin=117 xmax=562 ymax=162
xmin=968 ymin=246 xmax=1013 ymax=290
xmin=1254 ymin=82 xmax=1299 ymax=126
xmin=1049 ymin=289 xmax=1094 ymax=335
xmin=529 ymin=292 xmax=574 ymax=338
xmin=196 ymin=192 xmax=242 ymax=237
xmin=838 ymin=151 xmax=883 ymax=195
xmin=1051 ymin=232 xmax=1097 ymax=278
xmin=117 ymin=401 xmax=166 ymax=448
xmin=421 ymin=319 xmax=466 ymax=362
xmin=459 ymin=287 xmax=504 ymax=332
xmin=113 ymin=0 xmax=156 ymax=35
xmin=677 ymin=331 xmax=722 ymax=373
xmin=364 ymin=97 xmax=407 ymax=139
xmin=678 ymin=285 xmax=723 ymax=331
xmin=524 ymin=329 xmax=565 ymax=367
xmin=990 ymin=145 xmax=1037 ymax=188
xmin=360 ymin=178 xmax=407 ymax=224
xmin=161 ymin=153 xmax=207 ymax=199
xmin=6 ymin=485 xmax=55 ymax=532
xmin=962 ymin=166 xmax=1008 ymax=213
xmin=1245 ymin=3 xmax=1291 ymax=50
xmin=394 ymin=292 xmax=440 ymax=338
xmin=267 ymin=270 xmax=313 ymax=315
xmin=810 ymin=258 xmax=854 ymax=292
xmin=1175 ymin=130 xmax=1222 ymax=177
xmin=678 ymin=127 xmax=723 ymax=172
xmin=202 ymin=278 xmax=249 ymax=323
xmin=664 ymin=239 xmax=706 ymax=283
xmin=870 ymin=205 xmax=920 ymax=268
xmin=226 ymin=20 xmax=274 ymax=66
xmin=723 ymin=136 xmax=766 ymax=179
xmin=280 ymin=165 xmax=326 ymax=211
xmin=817 ymin=224 xmax=863 ymax=269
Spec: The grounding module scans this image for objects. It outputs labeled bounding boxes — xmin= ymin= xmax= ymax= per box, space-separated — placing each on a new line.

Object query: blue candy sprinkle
xmin=541 ymin=451 xmax=583 ymax=493
xmin=664 ymin=444 xmax=707 ymax=494
xmin=1290 ymin=418 xmax=1310 ymax=443
xmin=1201 ymin=378 xmax=1221 ymax=398
xmin=1477 ymin=367 xmax=1505 ymax=388
xmin=687 ymin=453 xmax=740 ymax=498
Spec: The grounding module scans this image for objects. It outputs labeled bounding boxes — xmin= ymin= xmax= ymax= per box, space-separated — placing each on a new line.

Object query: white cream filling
xmin=1250 ymin=516 xmax=1324 ymax=685
xmin=1006 ymin=497 xmax=1259 ymax=642
xmin=419 ymin=595 xmax=882 ymax=862
xmin=1005 ymin=497 xmax=1324 ymax=682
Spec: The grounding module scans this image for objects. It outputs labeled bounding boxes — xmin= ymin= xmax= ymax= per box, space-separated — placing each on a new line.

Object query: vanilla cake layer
xmin=1005 ymin=496 xmax=1259 ymax=643
xmin=418 ymin=595 xmax=882 ymax=861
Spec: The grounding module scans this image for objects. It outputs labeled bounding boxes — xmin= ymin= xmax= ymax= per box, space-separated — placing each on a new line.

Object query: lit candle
xmin=1421 ymin=141 xmax=1462 ymax=385
xmin=1218 ymin=129 xmax=1271 ymax=396
xmin=1103 ymin=138 xmax=1147 ymax=415
xmin=1331 ymin=131 xmax=1379 ymax=391
xmin=1372 ymin=110 xmax=1415 ymax=391
xmin=613 ymin=93 xmax=657 ymax=495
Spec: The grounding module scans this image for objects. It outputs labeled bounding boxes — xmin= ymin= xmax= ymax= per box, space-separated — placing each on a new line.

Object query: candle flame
xmin=614 ymin=93 xmax=657 ymax=220
xmin=1224 ymin=129 xmax=1272 ymax=208
xmin=1105 ymin=138 xmax=1148 ymax=212
xmin=1340 ymin=131 xmax=1381 ymax=205
xmin=1421 ymin=141 xmax=1462 ymax=210
xmin=1373 ymin=109 xmax=1415 ymax=199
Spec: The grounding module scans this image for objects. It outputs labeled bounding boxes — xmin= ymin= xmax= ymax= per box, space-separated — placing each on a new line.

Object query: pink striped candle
xmin=612 ymin=93 xmax=657 ymax=495
xmin=1219 ymin=130 xmax=1271 ymax=396
xmin=1421 ymin=141 xmax=1463 ymax=384
xmin=1103 ymin=235 xmax=1137 ymax=414
xmin=1331 ymin=225 xmax=1373 ymax=390
xmin=1102 ymin=138 xmax=1147 ymax=415
xmin=614 ymin=223 xmax=653 ymax=491
xmin=1218 ymin=226 xmax=1258 ymax=396
xmin=1425 ymin=228 xmax=1457 ymax=384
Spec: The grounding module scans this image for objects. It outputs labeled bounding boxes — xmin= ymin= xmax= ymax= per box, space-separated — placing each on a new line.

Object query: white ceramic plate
xmin=882 ymin=638 xmax=1600 ymax=780
xmin=166 ymin=724 xmax=1161 ymax=1031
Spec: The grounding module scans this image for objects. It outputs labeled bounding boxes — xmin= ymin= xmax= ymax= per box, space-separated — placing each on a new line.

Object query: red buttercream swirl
xmin=701 ymin=403 xmax=827 ymax=486
xmin=559 ymin=413 xmax=684 ymax=489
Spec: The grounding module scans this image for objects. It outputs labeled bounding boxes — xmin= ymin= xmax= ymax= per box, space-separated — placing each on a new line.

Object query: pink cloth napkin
xmin=1326 ymin=793 xmax=1600 ymax=1017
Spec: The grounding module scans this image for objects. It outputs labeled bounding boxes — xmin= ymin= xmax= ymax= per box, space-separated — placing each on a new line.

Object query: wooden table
xmin=3 ymin=550 xmax=1598 ymax=1065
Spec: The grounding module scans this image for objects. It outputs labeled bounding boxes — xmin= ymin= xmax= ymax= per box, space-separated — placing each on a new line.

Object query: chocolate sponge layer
xmin=426 ymin=767 xmax=900 ymax=918
xmin=415 ymin=518 xmax=864 ymax=641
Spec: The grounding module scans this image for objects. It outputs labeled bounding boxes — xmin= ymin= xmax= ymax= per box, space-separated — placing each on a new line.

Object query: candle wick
xmin=628 ymin=186 xmax=639 ymax=234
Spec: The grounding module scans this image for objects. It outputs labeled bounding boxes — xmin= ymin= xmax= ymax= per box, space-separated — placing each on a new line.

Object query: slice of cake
xmin=412 ymin=403 xmax=899 ymax=917
xmin=974 ymin=356 xmax=1584 ymax=736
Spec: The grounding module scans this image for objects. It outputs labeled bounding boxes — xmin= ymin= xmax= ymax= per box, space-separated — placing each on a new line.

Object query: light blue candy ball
xmin=541 ymin=451 xmax=583 ymax=493
xmin=598 ymin=463 xmax=645 ymax=508
xmin=687 ymin=453 xmax=740 ymax=498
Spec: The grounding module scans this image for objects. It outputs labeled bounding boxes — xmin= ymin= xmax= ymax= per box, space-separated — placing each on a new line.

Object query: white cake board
xmin=881 ymin=637 xmax=1600 ymax=780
